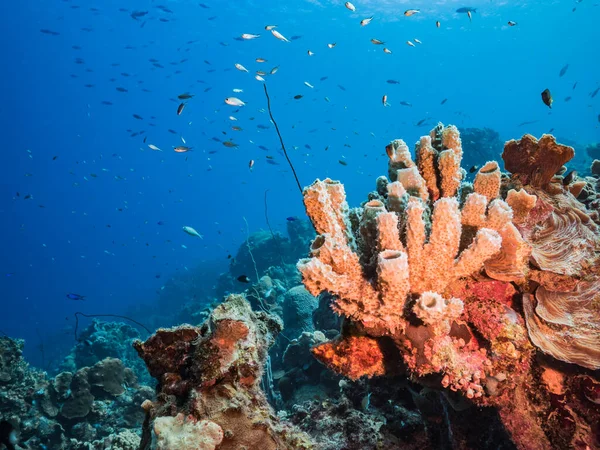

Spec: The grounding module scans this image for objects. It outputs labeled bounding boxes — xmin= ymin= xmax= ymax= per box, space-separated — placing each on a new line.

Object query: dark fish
xmin=386 ymin=80 xmax=400 ymax=84
xmin=469 ymin=165 xmax=479 ymax=173
xmin=286 ymin=216 xmax=298 ymax=221
xmin=40 ymin=29 xmax=60 ymax=35
xmin=258 ymin=145 xmax=268 ymax=151
xmin=133 ymin=114 xmax=143 ymax=120
xmin=168 ymin=129 xmax=177 ymax=134
xmin=116 ymin=87 xmax=128 ymax=92
xmin=223 ymin=141 xmax=238 ymax=148
xmin=338 ymin=160 xmax=348 ymax=166
xmin=440 ymin=98 xmax=448 ymax=105
xmin=564 ymin=96 xmax=572 ymax=102
xmin=101 ymin=100 xmax=113 ymax=105
xmin=399 ymin=101 xmax=412 ymax=107
xmin=337 ymin=84 xmax=347 ymax=91
xmin=456 ymin=7 xmax=476 ymax=13
xmin=320 ymin=76 xmax=329 ymax=81
xmin=572 ymin=82 xmax=578 ymax=90
xmin=199 ymin=3 xmax=210 ymax=8
xmin=559 ymin=63 xmax=569 ymax=77
xmin=541 ymin=88 xmax=553 ymax=108
xmin=178 ymin=92 xmax=194 ymax=100
xmin=290 ymin=35 xmax=302 ymax=40
xmin=130 ymin=10 xmax=148 ymax=19
xmin=563 ymin=170 xmax=577 ymax=185
xmin=66 ymin=293 xmax=85 ymax=301
xmin=590 ymin=86 xmax=600 ymax=98
xmin=266 ymin=159 xmax=280 ymax=165
xmin=294 ymin=94 xmax=303 ymax=99
xmin=237 ymin=275 xmax=251 ymax=283
xmin=417 ymin=118 xmax=427 ymax=126
xmin=0 ymin=419 xmax=16 ymax=450
xmin=257 ymin=125 xmax=269 ymax=130
xmin=177 ymin=102 xmax=186 ymax=115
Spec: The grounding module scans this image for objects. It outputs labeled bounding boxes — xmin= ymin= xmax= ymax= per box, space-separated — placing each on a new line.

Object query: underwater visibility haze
xmin=1 ymin=0 xmax=600 ymax=449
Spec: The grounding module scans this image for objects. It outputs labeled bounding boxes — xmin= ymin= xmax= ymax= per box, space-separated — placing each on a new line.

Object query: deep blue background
xmin=1 ymin=0 xmax=598 ymax=366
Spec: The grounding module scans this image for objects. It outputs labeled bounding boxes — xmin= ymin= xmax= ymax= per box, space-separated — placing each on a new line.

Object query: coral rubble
xmin=134 ymin=294 xmax=313 ymax=450
xmin=297 ymin=124 xmax=600 ymax=450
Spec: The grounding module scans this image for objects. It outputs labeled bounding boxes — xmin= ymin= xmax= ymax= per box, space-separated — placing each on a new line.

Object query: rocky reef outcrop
xmin=133 ymin=294 xmax=314 ymax=450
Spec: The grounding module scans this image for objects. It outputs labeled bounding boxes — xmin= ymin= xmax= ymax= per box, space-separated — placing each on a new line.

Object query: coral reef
xmin=61 ymin=320 xmax=151 ymax=386
xmin=0 ymin=336 xmax=151 ymax=449
xmin=297 ymin=124 xmax=600 ymax=450
xmin=134 ymin=294 xmax=313 ymax=450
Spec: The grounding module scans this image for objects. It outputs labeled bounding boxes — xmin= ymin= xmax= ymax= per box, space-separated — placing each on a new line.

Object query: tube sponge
xmin=473 ymin=161 xmax=501 ymax=201
xmin=414 ymin=292 xmax=464 ymax=336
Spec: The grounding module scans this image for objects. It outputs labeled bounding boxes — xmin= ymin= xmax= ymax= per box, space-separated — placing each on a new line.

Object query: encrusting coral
xmin=298 ymin=124 xmax=600 ymax=450
xmin=134 ymin=294 xmax=313 ymax=450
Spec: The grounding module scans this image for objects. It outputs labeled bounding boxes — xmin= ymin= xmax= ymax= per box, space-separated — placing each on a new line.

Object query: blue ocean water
xmin=1 ymin=0 xmax=598 ymax=367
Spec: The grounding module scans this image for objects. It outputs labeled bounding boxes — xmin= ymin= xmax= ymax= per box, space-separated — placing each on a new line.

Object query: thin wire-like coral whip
xmin=263 ymin=84 xmax=303 ymax=196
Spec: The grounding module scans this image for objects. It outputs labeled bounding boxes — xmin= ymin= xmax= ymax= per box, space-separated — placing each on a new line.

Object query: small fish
xmin=294 ymin=94 xmax=303 ymax=99
xmin=241 ymin=33 xmax=260 ymax=40
xmin=541 ymin=88 xmax=553 ymax=108
xmin=256 ymin=58 xmax=267 ymax=63
xmin=178 ymin=92 xmax=194 ymax=100
xmin=182 ymin=226 xmax=203 ymax=238
xmin=404 ymin=9 xmax=420 ymax=16
xmin=436 ymin=20 xmax=441 ymax=28
xmin=225 ymin=97 xmax=246 ymax=106
xmin=148 ymin=144 xmax=162 ymax=151
xmin=237 ymin=275 xmax=251 ymax=283
xmin=345 ymin=2 xmax=356 ymax=12
xmin=563 ymin=170 xmax=577 ymax=185
xmin=469 ymin=165 xmax=479 ymax=173
xmin=407 ymin=40 xmax=415 ymax=47
xmin=235 ymin=63 xmax=249 ymax=72
xmin=559 ymin=63 xmax=569 ymax=77
xmin=271 ymin=29 xmax=289 ymax=42
xmin=440 ymin=98 xmax=448 ymax=105
xmin=360 ymin=17 xmax=373 ymax=26
xmin=414 ymin=38 xmax=422 ymax=44
xmin=338 ymin=159 xmax=348 ymax=166
xmin=286 ymin=216 xmax=298 ymax=221
xmin=307 ymin=50 xmax=315 ymax=56
xmin=265 ymin=25 xmax=277 ymax=30
xmin=328 ymin=43 xmax=336 ymax=49
xmin=66 ymin=293 xmax=85 ymax=301
xmin=383 ymin=48 xmax=392 ymax=54
xmin=361 ymin=392 xmax=371 ymax=410
xmin=249 ymin=159 xmax=255 ymax=169
xmin=564 ymin=96 xmax=572 ymax=102
xmin=371 ymin=38 xmax=385 ymax=45
xmin=590 ymin=86 xmax=600 ymax=98
xmin=507 ymin=20 xmax=517 ymax=26
xmin=270 ymin=66 xmax=280 ymax=75
xmin=304 ymin=81 xmax=314 ymax=88
xmin=456 ymin=7 xmax=477 ymax=13
xmin=572 ymin=82 xmax=578 ymax=90
xmin=467 ymin=10 xmax=473 ymax=21
xmin=255 ymin=75 xmax=265 ymax=82
xmin=174 ymin=146 xmax=192 ymax=153
xmin=400 ymin=101 xmax=412 ymax=107
xmin=386 ymin=80 xmax=400 ymax=84
xmin=256 ymin=70 xmax=268 ymax=76
xmin=382 ymin=95 xmax=390 ymax=106
xmin=223 ymin=141 xmax=238 ymax=148
xmin=177 ymin=103 xmax=186 ymax=115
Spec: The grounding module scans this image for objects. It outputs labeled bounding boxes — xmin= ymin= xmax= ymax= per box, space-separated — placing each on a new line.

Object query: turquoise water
xmin=1 ymin=0 xmax=598 ymax=366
